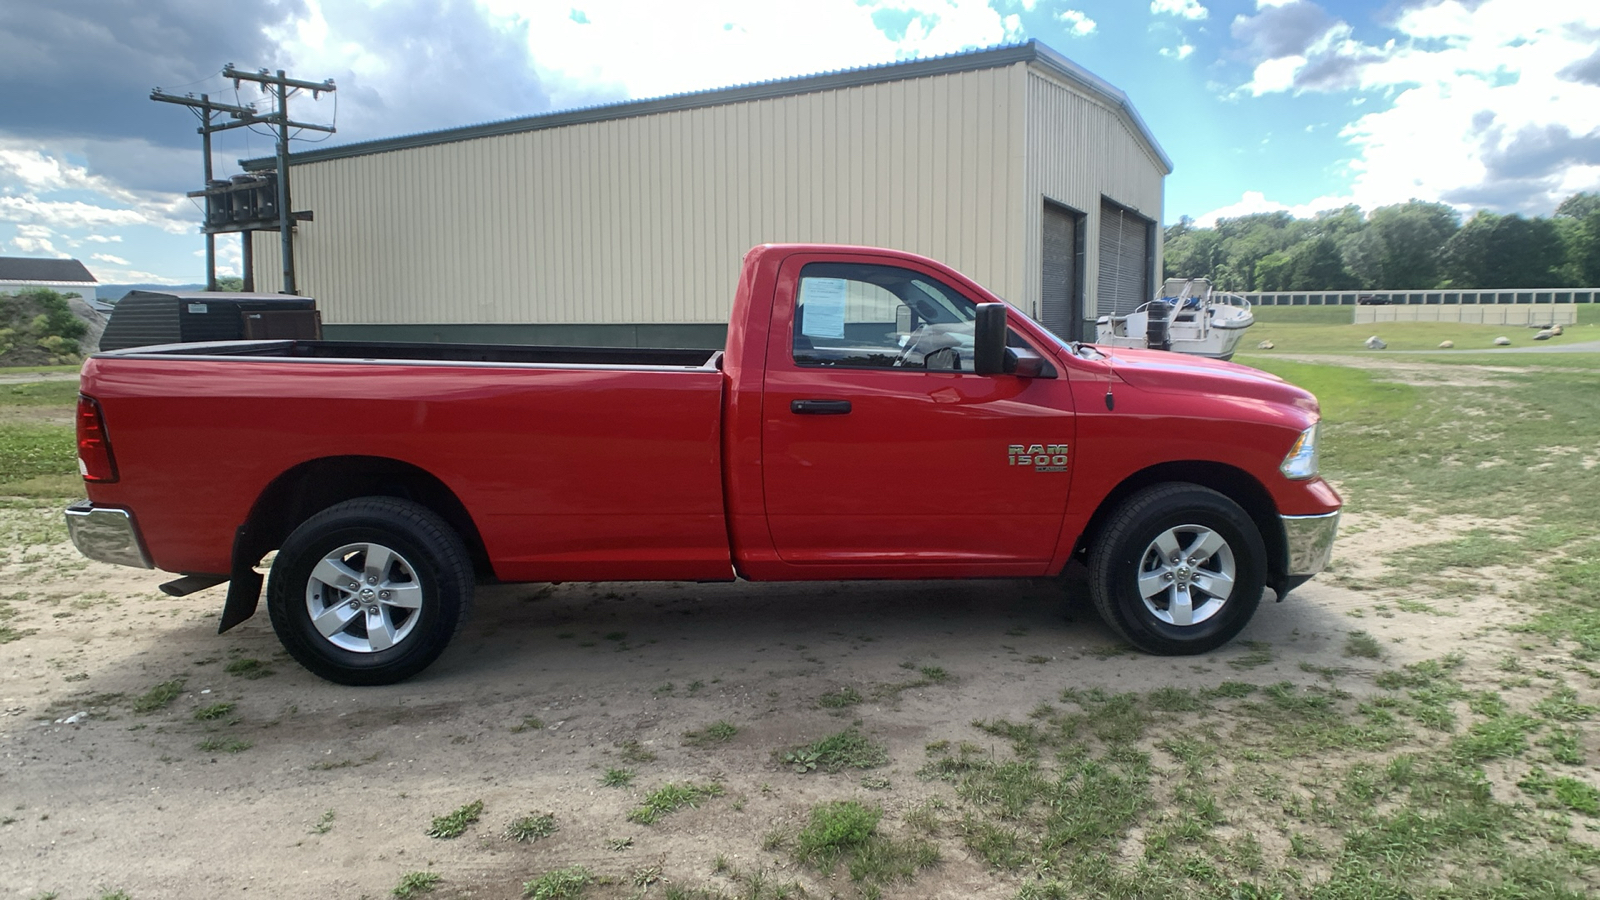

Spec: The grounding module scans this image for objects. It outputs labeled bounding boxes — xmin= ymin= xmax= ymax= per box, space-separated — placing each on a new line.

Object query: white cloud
xmin=0 ymin=196 xmax=160 ymax=232
xmin=92 ymin=265 xmax=190 ymax=285
xmin=84 ymin=234 xmax=123 ymax=243
xmin=1245 ymin=55 xmax=1305 ymax=95
xmin=1151 ymin=0 xmax=1207 ymax=20
xmin=476 ymin=0 xmax=1016 ymax=111
xmin=1193 ymin=189 xmax=1354 ymax=227
xmin=0 ymin=141 xmax=196 ymax=236
xmin=1057 ymin=10 xmax=1097 ymax=37
xmin=91 ymin=252 xmax=130 ymax=266
xmin=1230 ymin=0 xmax=1600 ymax=214
xmin=1160 ymin=43 xmax=1196 ymax=60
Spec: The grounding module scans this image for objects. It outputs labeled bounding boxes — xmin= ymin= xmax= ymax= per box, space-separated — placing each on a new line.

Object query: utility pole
xmin=148 ymin=91 xmax=259 ymax=290
xmin=152 ymin=65 xmax=334 ymax=295
xmin=222 ymin=66 xmax=335 ymax=295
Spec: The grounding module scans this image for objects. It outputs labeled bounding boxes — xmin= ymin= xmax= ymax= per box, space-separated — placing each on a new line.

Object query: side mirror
xmin=973 ymin=303 xmax=1008 ymax=375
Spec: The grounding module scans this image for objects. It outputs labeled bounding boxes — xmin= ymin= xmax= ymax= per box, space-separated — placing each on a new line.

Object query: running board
xmin=160 ymin=574 xmax=228 ymax=597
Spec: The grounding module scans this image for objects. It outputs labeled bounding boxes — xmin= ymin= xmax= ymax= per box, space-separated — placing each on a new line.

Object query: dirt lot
xmin=5 ymin=353 xmax=1600 ymax=899
xmin=2 ymin=502 xmax=1573 ymax=899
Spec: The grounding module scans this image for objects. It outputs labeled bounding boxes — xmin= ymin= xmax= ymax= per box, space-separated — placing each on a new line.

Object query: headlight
xmin=1279 ymin=423 xmax=1320 ymax=480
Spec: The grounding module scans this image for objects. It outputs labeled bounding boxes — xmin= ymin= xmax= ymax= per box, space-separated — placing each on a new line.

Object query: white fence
xmin=1354 ymin=304 xmax=1576 ymax=325
xmin=1244 ymin=288 xmax=1598 ymax=308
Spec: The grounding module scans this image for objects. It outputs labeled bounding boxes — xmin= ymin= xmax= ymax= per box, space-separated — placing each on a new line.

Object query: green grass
xmin=681 ymin=720 xmax=738 ymax=746
xmin=522 ymin=866 xmax=592 ymax=900
xmin=1240 ymin=316 xmax=1600 ymax=352
xmin=193 ymin=702 xmax=235 ymax=721
xmin=0 ymin=425 xmax=75 ymax=489
xmin=223 ymin=658 xmax=273 ymax=679
xmin=131 ymin=679 xmax=184 ymax=713
xmin=195 ymin=737 xmax=252 ymax=753
xmin=0 ymin=364 xmax=80 ymax=376
xmin=627 ymin=782 xmax=724 ymax=825
xmin=427 ymin=799 xmax=483 ymax=839
xmin=600 ymin=767 xmax=635 ymax=788
xmin=792 ymin=800 xmax=939 ymax=890
xmin=779 ymin=728 xmax=889 ymax=774
xmin=392 ymin=871 xmax=442 ymax=898
xmin=1344 ymin=631 xmax=1383 ymax=659
xmin=505 ymin=812 xmax=558 ymax=843
xmin=817 ymin=686 xmax=863 ymax=708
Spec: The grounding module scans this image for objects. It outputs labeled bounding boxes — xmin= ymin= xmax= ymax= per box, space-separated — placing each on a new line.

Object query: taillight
xmin=76 ymin=394 xmax=118 ymax=483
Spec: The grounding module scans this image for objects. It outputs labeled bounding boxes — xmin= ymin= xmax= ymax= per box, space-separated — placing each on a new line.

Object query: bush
xmin=0 ymin=289 xmax=90 ymax=365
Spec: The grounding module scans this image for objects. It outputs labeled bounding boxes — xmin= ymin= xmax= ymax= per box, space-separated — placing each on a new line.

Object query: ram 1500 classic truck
xmin=67 ymin=244 xmax=1341 ymax=685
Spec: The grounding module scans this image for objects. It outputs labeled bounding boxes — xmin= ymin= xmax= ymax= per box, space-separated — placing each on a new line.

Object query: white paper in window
xmin=799 ymin=277 xmax=847 ymax=339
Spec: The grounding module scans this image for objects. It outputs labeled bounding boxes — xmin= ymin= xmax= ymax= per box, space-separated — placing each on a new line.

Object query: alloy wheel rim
xmin=304 ymin=541 xmax=424 ymax=653
xmin=1136 ymin=524 xmax=1235 ymax=627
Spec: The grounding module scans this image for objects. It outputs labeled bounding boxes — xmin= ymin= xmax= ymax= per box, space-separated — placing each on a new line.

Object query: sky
xmin=1 ymin=0 xmax=1597 ymax=285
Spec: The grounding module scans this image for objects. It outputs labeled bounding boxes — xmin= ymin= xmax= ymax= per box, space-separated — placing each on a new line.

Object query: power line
xmin=151 ymin=65 xmax=337 ymax=294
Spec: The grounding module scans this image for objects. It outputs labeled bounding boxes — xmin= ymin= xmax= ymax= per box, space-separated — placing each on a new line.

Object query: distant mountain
xmin=97 ymin=283 xmax=205 ymax=301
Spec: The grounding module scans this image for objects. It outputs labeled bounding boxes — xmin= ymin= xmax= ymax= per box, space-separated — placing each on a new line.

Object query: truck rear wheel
xmin=1088 ymin=483 xmax=1265 ymax=655
xmin=267 ymin=497 xmax=472 ymax=685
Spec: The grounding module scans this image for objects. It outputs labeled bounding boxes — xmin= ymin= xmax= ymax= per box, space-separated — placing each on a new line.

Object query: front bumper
xmin=1282 ymin=510 xmax=1340 ymax=576
xmin=65 ymin=500 xmax=153 ymax=569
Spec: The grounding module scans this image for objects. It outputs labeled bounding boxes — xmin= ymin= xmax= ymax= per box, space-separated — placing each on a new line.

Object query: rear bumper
xmin=65 ymin=500 xmax=152 ymax=569
xmin=1282 ymin=510 xmax=1339 ymax=577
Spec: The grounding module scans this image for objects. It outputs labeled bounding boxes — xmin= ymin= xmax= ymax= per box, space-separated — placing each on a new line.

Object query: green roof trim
xmin=243 ymin=40 xmax=1170 ymax=174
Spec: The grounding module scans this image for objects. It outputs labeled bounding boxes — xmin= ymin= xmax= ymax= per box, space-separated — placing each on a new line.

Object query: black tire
xmin=1087 ymin=483 xmax=1265 ymax=656
xmin=267 ymin=497 xmax=473 ymax=685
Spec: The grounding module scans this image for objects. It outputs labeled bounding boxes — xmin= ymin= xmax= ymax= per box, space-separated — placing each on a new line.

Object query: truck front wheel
xmin=1088 ymin=483 xmax=1265 ymax=655
xmin=267 ymin=497 xmax=473 ymax=685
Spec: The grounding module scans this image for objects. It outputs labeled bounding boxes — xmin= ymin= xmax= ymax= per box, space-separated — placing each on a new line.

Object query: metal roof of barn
xmin=0 ymin=256 xmax=97 ymax=284
xmin=242 ymin=40 xmax=1171 ymax=173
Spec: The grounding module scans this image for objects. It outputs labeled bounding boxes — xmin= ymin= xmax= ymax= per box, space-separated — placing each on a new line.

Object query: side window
xmin=792 ymin=263 xmax=977 ymax=370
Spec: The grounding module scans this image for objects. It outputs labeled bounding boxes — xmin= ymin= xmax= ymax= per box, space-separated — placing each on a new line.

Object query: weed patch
xmin=779 ymin=728 xmax=888 ymax=774
xmin=193 ymin=702 xmax=235 ymax=721
xmin=224 ymin=658 xmax=273 ymax=679
xmin=627 ymin=782 xmax=723 ymax=825
xmin=131 ymin=679 xmax=184 ymax=714
xmin=522 ymin=866 xmax=592 ymax=900
xmin=392 ymin=871 xmax=441 ymax=898
xmin=682 ymin=720 xmax=738 ymax=747
xmin=1344 ymin=630 xmax=1382 ymax=659
xmin=792 ymin=800 xmax=938 ymax=891
xmin=600 ymin=768 xmax=635 ymax=788
xmin=427 ymin=799 xmax=483 ymax=839
xmin=505 ymin=813 xmax=557 ymax=843
xmin=817 ymin=687 xmax=862 ymax=709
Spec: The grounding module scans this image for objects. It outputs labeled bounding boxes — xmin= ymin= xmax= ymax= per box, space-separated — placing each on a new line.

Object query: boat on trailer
xmin=1095 ymin=278 xmax=1255 ymax=361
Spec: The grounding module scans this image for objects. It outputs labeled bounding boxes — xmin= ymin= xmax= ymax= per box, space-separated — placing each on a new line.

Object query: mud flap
xmin=218 ymin=525 xmax=264 ymax=633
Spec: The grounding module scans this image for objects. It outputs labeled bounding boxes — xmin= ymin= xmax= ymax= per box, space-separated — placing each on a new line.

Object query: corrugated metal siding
xmin=254 ymin=65 xmax=1027 ymax=327
xmin=1022 ymin=68 xmax=1164 ymax=323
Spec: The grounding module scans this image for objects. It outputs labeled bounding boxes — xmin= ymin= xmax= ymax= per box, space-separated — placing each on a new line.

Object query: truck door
xmin=760 ymin=255 xmax=1075 ymax=575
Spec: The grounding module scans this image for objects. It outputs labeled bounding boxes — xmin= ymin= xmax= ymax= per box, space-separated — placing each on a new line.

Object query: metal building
xmin=246 ymin=41 xmax=1169 ymax=347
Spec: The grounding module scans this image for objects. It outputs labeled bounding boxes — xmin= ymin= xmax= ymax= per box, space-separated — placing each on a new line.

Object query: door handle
xmin=791 ymin=399 xmax=852 ymax=415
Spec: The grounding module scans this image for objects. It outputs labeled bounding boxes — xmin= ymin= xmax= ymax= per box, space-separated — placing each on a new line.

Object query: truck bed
xmin=79 ymin=345 xmax=732 ymax=582
xmin=100 ymin=339 xmax=722 ymax=370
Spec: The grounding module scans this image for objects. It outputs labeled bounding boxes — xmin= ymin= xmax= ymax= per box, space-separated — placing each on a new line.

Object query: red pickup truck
xmin=67 ymin=244 xmax=1340 ymax=685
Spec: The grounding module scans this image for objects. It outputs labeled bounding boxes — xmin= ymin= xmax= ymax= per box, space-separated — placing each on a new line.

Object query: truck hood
xmin=1097 ymin=346 xmax=1320 ymax=415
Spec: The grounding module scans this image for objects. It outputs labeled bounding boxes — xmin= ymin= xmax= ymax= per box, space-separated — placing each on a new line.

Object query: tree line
xmin=1163 ymin=192 xmax=1600 ymax=293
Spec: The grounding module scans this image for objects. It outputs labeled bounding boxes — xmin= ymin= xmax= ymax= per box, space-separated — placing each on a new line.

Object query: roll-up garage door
xmin=1040 ymin=202 xmax=1081 ymax=340
xmin=1097 ymin=200 xmax=1152 ymax=318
